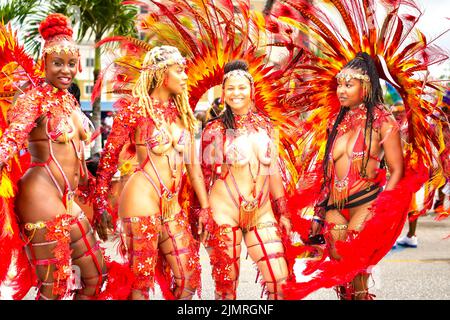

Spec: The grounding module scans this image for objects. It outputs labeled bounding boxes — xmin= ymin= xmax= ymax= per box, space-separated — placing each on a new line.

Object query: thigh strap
xmin=120 ymin=216 xmax=160 ymax=295
xmin=263 ymin=276 xmax=288 ymax=299
xmin=253 ymin=227 xmax=279 ymax=300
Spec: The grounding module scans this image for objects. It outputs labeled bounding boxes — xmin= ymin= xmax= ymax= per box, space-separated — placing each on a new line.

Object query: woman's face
xmin=45 ymin=52 xmax=78 ymax=90
xmin=336 ymin=68 xmax=365 ymax=108
xmin=223 ymin=75 xmax=252 ymax=115
xmin=164 ymin=63 xmax=188 ymax=95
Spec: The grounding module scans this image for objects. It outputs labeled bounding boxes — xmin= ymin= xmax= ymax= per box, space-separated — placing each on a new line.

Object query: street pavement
xmin=7 ymin=213 xmax=449 ymax=300
xmin=134 ymin=213 xmax=450 ymax=300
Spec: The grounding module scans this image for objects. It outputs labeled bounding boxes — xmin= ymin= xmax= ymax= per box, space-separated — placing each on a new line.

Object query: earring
xmin=362 ymin=81 xmax=371 ymax=101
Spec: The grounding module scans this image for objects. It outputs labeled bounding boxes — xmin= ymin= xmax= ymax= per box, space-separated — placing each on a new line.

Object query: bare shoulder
xmin=373 ymin=104 xmax=397 ymax=130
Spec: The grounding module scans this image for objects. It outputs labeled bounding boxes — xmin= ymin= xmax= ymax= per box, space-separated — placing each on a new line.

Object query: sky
xmin=390 ymin=0 xmax=450 ymax=77
xmin=1 ymin=0 xmax=449 ymax=75
xmin=411 ymin=0 xmax=450 ymax=75
xmin=415 ymin=0 xmax=449 ymax=51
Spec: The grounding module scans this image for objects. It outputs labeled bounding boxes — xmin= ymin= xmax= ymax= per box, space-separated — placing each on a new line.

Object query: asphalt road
xmin=142 ymin=213 xmax=450 ymax=300
xmin=6 ymin=213 xmax=449 ymax=300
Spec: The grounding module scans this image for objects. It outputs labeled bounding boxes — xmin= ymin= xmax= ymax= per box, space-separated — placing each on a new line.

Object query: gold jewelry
xmin=336 ymin=70 xmax=370 ymax=83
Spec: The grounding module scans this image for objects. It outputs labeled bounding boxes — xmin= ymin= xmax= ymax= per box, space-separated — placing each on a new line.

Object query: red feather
xmin=96 ymin=261 xmax=135 ymax=300
xmin=283 ymin=165 xmax=428 ymax=299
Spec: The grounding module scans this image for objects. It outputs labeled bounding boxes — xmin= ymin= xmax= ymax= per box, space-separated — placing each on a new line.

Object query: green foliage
xmin=0 ymin=0 xmax=39 ymax=24
xmin=21 ymin=0 xmax=138 ymax=58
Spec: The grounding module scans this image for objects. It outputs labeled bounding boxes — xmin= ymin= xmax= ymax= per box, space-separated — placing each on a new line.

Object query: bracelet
xmin=312 ymin=216 xmax=325 ymax=225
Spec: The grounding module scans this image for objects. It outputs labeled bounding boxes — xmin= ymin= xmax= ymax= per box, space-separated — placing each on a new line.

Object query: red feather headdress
xmin=270 ymin=0 xmax=449 ymax=298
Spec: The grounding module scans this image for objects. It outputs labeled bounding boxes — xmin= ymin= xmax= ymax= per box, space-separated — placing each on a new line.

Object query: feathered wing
xmin=0 ymin=22 xmax=40 ymax=299
xmin=95 ymin=0 xmax=313 ymax=194
xmin=277 ymin=0 xmax=448 ymax=196
xmin=92 ymin=0 xmax=314 ymax=298
xmin=269 ymin=0 xmax=449 ymax=298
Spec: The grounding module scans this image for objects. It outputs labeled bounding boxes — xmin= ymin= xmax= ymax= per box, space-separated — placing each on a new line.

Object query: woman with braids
xmin=201 ymin=60 xmax=292 ymax=300
xmin=94 ymin=45 xmax=212 ymax=300
xmin=0 ymin=14 xmax=110 ymax=299
xmin=309 ymin=52 xmax=404 ymax=299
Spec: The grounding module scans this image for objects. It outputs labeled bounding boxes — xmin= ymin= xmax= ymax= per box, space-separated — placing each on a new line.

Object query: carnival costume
xmin=92 ymin=0 xmax=312 ymax=299
xmin=202 ymin=106 xmax=293 ymax=299
xmin=264 ymin=0 xmax=449 ymax=299
xmin=0 ymin=14 xmax=133 ymax=300
xmin=93 ymin=44 xmax=213 ymax=299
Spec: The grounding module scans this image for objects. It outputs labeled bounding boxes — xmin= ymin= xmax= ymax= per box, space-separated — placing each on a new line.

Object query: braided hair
xmin=132 ymin=46 xmax=197 ymax=135
xmin=38 ymin=13 xmax=73 ymax=40
xmin=322 ymin=52 xmax=384 ymax=190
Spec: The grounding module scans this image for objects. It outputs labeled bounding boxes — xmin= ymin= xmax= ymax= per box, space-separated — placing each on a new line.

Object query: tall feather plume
xmin=0 ymin=24 xmax=41 ymax=95
xmin=96 ymin=0 xmax=313 ymax=192
xmin=0 ymin=22 xmax=37 ymax=296
xmin=277 ymin=0 xmax=448 ymax=196
xmin=272 ymin=0 xmax=449 ymax=298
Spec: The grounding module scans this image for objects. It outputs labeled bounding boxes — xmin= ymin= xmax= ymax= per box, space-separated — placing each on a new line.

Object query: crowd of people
xmin=0 ymin=0 xmax=448 ymax=301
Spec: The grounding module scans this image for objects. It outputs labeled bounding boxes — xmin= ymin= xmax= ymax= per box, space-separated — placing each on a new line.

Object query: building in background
xmin=75 ymin=1 xmax=286 ymax=115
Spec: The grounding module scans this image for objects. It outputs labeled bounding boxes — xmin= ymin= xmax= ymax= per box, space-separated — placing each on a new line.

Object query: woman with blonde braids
xmin=94 ymin=45 xmax=213 ymax=300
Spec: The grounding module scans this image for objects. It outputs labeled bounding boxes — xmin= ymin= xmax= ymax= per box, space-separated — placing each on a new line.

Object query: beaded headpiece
xmin=144 ymin=45 xmax=186 ymax=70
xmin=42 ymin=36 xmax=79 ymax=56
xmin=335 ymin=70 xmax=370 ymax=83
xmin=222 ymin=69 xmax=254 ymax=85
xmin=336 ymin=68 xmax=372 ymax=100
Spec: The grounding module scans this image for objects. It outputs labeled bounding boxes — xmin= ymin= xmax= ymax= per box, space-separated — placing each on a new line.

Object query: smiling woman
xmin=45 ymin=54 xmax=78 ymax=89
xmin=0 ymin=13 xmax=121 ymax=300
xmin=201 ymin=60 xmax=292 ymax=300
xmin=38 ymin=12 xmax=81 ymax=82
xmin=94 ymin=45 xmax=213 ymax=300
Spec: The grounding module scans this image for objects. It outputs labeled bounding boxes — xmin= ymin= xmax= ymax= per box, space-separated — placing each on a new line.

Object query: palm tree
xmin=22 ymin=0 xmax=138 ymax=153
xmin=0 ymin=0 xmax=40 ymax=24
xmin=65 ymin=0 xmax=138 ymax=153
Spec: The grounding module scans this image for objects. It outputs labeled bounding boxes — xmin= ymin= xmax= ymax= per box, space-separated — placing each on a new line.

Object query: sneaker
xmin=396 ymin=235 xmax=418 ymax=248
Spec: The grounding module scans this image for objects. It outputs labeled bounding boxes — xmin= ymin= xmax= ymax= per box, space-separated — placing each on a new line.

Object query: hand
xmin=94 ymin=211 xmax=113 ymax=241
xmin=197 ymin=215 xmax=209 ymax=244
xmin=310 ymin=219 xmax=323 ymax=237
xmin=279 ymin=215 xmax=292 ymax=236
xmin=197 ymin=207 xmax=213 ymax=245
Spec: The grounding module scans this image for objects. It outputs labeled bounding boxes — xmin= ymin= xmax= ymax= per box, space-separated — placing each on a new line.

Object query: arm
xmin=270 ymin=157 xmax=292 ymax=235
xmin=184 ymin=130 xmax=213 ymax=243
xmin=380 ymin=117 xmax=404 ymax=190
xmin=266 ymin=119 xmax=291 ymax=234
xmin=0 ymin=93 xmax=41 ymax=168
xmin=75 ymin=149 xmax=95 ymax=204
xmin=184 ymin=132 xmax=209 ymax=209
xmin=93 ymin=99 xmax=137 ymax=239
xmin=199 ymin=121 xmax=223 ymax=192
xmin=269 ymin=159 xmax=287 ymax=200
